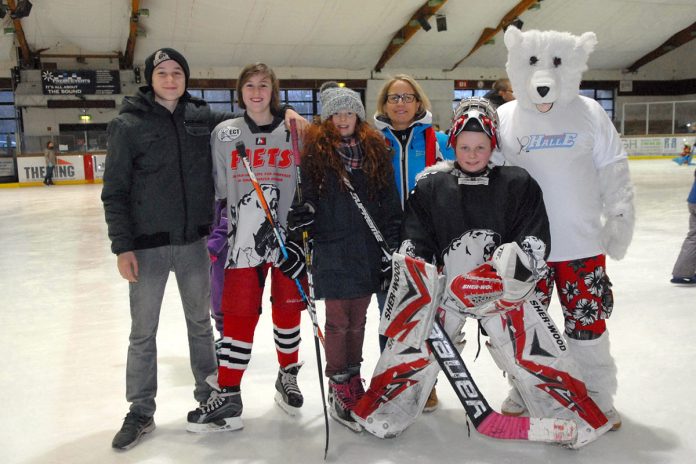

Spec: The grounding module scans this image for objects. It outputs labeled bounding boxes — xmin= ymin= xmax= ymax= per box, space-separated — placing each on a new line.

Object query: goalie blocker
xmin=352 ymin=250 xmax=611 ymax=448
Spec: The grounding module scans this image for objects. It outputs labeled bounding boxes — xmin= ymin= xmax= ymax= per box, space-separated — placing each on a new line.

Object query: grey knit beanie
xmin=319 ymin=82 xmax=365 ymax=122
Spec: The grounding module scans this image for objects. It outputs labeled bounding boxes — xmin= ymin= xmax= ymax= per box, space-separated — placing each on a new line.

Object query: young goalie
xmin=352 ymin=97 xmax=612 ymax=448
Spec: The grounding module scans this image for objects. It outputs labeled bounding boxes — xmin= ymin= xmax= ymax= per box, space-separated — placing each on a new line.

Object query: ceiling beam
xmin=120 ymin=0 xmax=141 ymax=69
xmin=444 ymin=0 xmax=539 ymax=72
xmin=626 ymin=21 xmax=696 ymax=73
xmin=6 ymin=0 xmax=34 ymax=68
xmin=374 ymin=0 xmax=449 ymax=73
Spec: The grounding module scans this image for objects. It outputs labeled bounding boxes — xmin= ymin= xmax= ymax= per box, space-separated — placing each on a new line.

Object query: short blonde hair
xmin=375 ymin=74 xmax=431 ymax=119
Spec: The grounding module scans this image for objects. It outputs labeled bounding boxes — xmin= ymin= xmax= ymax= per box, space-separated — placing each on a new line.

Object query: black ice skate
xmin=186 ymin=386 xmax=243 ymax=433
xmin=274 ymin=362 xmax=304 ymax=416
xmin=328 ymin=377 xmax=362 ymax=433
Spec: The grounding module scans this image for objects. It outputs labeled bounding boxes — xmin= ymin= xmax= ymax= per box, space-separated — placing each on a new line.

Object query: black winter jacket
xmin=301 ymin=167 xmax=402 ymax=300
xmin=102 ymin=88 xmax=233 ymax=254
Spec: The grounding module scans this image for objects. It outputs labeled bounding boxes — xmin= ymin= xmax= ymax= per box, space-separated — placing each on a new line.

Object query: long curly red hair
xmin=301 ymin=119 xmax=393 ymax=198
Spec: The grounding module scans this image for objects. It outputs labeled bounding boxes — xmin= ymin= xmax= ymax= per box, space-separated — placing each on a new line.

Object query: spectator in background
xmin=483 ymin=78 xmax=515 ymax=108
xmin=671 ymin=168 xmax=696 ymax=284
xmin=43 ymin=141 xmax=56 ymax=185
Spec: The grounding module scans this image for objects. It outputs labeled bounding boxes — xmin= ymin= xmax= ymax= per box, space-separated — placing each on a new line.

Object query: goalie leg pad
xmin=379 ymin=253 xmax=442 ymax=349
xmin=482 ymin=298 xmax=610 ymax=446
xmin=351 ymin=338 xmax=439 ymax=438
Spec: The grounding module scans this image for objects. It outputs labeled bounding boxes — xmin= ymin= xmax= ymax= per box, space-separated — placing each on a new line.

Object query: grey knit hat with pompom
xmin=319 ymin=81 xmax=365 ymax=122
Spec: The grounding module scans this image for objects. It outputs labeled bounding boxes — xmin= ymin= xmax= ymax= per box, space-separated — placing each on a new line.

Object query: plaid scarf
xmin=337 ymin=136 xmax=363 ymax=171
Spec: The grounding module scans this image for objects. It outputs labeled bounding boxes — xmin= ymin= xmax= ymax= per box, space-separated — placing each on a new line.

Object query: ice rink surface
xmin=1 ymin=158 xmax=694 ymax=463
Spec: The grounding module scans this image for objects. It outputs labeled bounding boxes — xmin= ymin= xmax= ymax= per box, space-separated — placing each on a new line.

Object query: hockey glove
xmin=287 ymin=202 xmax=316 ymax=235
xmin=278 ymin=240 xmax=306 ymax=280
xmin=379 ymin=254 xmax=393 ymax=292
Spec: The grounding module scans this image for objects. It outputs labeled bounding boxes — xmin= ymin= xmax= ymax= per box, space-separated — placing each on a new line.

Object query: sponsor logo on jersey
xmin=218 ymin=126 xmax=241 ymax=142
xmin=230 ymin=147 xmax=293 ymax=170
xmin=516 ymin=133 xmax=577 ymax=153
xmin=256 ymin=137 xmax=266 ymax=146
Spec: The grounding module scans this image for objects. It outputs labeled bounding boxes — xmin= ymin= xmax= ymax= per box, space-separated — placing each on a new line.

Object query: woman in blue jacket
xmin=374 ymin=74 xmax=453 ymax=207
xmin=373 ymin=74 xmax=453 ymax=411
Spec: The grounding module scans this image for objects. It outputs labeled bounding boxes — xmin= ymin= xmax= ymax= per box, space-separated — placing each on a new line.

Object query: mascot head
xmin=504 ymin=26 xmax=597 ymax=112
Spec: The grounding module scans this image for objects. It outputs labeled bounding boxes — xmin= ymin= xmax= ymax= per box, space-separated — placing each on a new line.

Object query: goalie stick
xmin=288 ymin=121 xmax=330 ymax=460
xmin=237 ymin=139 xmax=329 ymax=459
xmin=427 ymin=315 xmax=577 ymax=445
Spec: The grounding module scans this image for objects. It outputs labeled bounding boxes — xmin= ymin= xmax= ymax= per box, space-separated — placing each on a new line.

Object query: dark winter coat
xmin=301 ymin=167 xmax=402 ymax=300
xmin=102 ymin=87 xmax=234 ymax=255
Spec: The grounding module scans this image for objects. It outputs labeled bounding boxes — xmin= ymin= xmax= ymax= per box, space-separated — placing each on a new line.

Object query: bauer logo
xmin=218 ymin=126 xmax=241 ymax=142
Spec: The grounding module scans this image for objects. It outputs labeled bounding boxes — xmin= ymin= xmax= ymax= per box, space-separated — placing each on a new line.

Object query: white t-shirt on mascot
xmin=498 ymin=96 xmax=627 ymax=261
xmin=497 ymin=27 xmax=631 ymax=262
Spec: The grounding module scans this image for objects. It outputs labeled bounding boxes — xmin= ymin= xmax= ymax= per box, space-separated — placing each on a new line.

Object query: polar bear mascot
xmin=496 ymin=26 xmax=635 ymax=431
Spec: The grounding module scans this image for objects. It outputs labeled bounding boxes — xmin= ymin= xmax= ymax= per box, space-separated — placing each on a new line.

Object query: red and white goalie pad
xmin=351 ymin=339 xmax=439 ymax=438
xmin=379 ymin=253 xmax=443 ymax=349
xmin=354 ymin=254 xmax=443 ymax=437
xmin=482 ymin=300 xmax=612 ymax=448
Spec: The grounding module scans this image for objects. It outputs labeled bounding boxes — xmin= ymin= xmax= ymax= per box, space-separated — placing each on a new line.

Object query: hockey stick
xmin=289 ymin=120 xmax=330 ymax=459
xmin=427 ymin=316 xmax=577 ymax=445
xmin=341 ymin=176 xmax=392 ymax=263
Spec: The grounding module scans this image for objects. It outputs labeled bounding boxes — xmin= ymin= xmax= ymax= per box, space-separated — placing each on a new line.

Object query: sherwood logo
xmin=530 ymin=299 xmax=567 ymax=351
xmin=460 ymin=284 xmax=495 ymax=290
xmin=383 ymin=260 xmax=402 ymax=321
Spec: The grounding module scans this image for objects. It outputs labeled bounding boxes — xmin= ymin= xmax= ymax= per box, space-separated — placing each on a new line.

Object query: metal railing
xmin=621 ymin=100 xmax=696 ymax=136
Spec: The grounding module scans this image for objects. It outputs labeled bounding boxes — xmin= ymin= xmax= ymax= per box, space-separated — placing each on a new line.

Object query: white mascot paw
xmin=601 ymin=214 xmax=632 ymax=260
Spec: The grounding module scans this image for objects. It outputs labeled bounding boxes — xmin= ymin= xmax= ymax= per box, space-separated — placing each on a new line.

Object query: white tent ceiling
xmin=4 ymin=0 xmax=696 ymax=78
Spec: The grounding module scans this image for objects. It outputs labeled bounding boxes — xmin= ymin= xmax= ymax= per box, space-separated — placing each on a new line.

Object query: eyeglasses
xmin=386 ymin=93 xmax=417 ymax=104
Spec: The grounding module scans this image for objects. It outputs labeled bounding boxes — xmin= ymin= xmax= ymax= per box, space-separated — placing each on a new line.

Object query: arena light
xmin=416 ymin=16 xmax=432 ymax=31
xmin=436 ymin=15 xmax=447 ymax=32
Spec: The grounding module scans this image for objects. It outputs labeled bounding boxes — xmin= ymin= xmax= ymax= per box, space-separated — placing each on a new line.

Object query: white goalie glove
xmin=441 ymin=242 xmax=538 ymax=319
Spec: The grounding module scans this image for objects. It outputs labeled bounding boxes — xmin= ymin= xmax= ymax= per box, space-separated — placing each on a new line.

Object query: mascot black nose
xmin=537 ymin=86 xmax=550 ymax=97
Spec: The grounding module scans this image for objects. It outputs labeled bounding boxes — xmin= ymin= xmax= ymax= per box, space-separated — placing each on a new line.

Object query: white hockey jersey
xmin=211 ymin=115 xmax=297 ymax=269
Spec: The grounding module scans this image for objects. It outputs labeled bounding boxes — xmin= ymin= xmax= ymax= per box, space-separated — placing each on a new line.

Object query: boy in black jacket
xmin=103 ymin=48 xmax=306 ymax=450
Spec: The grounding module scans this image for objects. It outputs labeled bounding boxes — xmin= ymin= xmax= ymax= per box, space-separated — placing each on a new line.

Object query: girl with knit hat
xmin=287 ymin=82 xmax=401 ymax=431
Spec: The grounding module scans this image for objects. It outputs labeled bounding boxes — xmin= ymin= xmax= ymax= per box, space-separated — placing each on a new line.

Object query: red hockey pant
xmin=218 ymin=264 xmax=305 ymax=387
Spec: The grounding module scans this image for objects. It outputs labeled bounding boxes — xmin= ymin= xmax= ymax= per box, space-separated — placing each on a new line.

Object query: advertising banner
xmin=41 ymin=69 xmax=120 ymax=95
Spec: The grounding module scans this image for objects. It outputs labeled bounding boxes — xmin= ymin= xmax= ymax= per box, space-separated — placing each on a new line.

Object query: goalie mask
xmin=448 ymin=97 xmax=500 ymax=151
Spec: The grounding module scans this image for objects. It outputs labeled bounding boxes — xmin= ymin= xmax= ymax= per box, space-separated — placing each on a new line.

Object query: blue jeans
xmin=126 ymin=239 xmax=217 ymax=416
